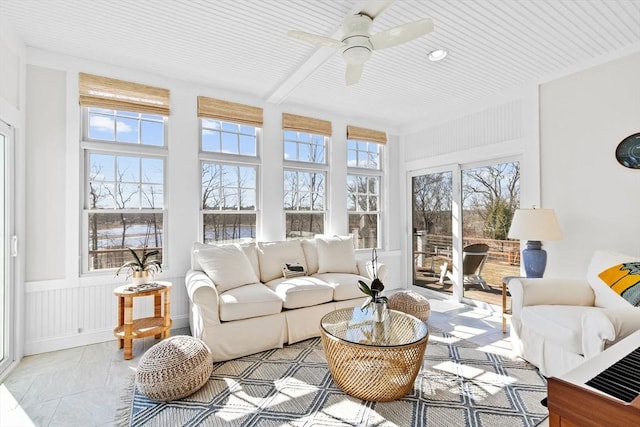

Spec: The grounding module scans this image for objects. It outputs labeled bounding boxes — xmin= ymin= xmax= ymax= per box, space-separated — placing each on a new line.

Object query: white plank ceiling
xmin=1 ymin=0 xmax=639 ymax=130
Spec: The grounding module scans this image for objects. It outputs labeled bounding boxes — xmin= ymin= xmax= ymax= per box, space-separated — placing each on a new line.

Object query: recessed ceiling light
xmin=428 ymin=49 xmax=448 ymax=62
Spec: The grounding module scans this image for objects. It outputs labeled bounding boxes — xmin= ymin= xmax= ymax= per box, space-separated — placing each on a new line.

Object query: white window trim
xmin=80 ymin=107 xmax=168 ymax=275
xmin=347 ymin=142 xmax=384 ymax=250
xmin=199 ymin=121 xmax=261 ymax=243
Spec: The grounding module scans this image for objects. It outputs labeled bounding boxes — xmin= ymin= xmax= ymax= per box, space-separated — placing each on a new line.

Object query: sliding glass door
xmin=0 ymin=121 xmax=14 ymax=377
xmin=411 ymin=170 xmax=453 ymax=295
xmin=411 ymin=159 xmax=520 ymax=305
xmin=461 ymin=161 xmax=520 ymax=303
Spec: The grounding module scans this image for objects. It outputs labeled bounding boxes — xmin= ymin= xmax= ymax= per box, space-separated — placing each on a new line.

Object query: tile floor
xmin=0 ymin=294 xmax=545 ymax=427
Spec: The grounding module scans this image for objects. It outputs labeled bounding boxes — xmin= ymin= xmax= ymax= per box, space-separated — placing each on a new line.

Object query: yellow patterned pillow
xmin=598 ymin=262 xmax=640 ymax=307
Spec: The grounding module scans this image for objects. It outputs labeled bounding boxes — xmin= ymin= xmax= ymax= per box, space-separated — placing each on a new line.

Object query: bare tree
xmin=412 ymin=172 xmax=453 ymax=235
xmin=462 ymin=162 xmax=520 ymax=240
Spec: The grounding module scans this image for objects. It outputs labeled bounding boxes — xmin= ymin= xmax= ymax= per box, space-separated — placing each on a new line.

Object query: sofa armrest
xmin=508 ymin=278 xmax=595 ymax=318
xmin=582 ymin=308 xmax=640 ymax=359
xmin=356 ymin=260 xmax=387 ymax=281
xmin=185 ymin=270 xmax=221 ymax=330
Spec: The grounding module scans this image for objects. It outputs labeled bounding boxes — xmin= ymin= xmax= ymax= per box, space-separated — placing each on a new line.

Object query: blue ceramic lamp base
xmin=522 ymin=240 xmax=547 ymax=278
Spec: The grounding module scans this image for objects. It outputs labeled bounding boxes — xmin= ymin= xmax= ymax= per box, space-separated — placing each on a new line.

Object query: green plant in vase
xmin=115 ymin=222 xmax=162 ymax=284
xmin=115 ymin=247 xmax=162 ymax=284
xmin=358 ymin=248 xmax=388 ymax=321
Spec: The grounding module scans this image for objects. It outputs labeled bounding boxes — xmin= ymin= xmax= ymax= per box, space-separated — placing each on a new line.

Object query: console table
xmin=113 ymin=281 xmax=172 ymax=360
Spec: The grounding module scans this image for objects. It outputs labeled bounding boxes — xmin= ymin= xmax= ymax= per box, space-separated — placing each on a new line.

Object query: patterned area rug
xmin=118 ymin=328 xmax=548 ymax=426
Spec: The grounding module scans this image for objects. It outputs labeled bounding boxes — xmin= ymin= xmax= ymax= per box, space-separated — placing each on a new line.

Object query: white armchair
xmin=508 ymin=250 xmax=640 ymax=377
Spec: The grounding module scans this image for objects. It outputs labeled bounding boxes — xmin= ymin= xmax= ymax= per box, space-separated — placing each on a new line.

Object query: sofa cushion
xmin=313 ymin=273 xmax=368 ymax=301
xmin=521 ymin=305 xmax=602 ymax=355
xmin=316 ymin=236 xmax=358 ymax=274
xmin=192 ymin=242 xmax=260 ymax=279
xmin=587 ymin=250 xmax=640 ymax=309
xmin=219 ymin=283 xmax=283 ymax=322
xmin=257 ymin=240 xmax=308 ymax=283
xmin=301 ymin=239 xmax=319 ymax=275
xmin=197 ymin=244 xmax=260 ymax=293
xmin=265 ymin=276 xmax=334 ymax=309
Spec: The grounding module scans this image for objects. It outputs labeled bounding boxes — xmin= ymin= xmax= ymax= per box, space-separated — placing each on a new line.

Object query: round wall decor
xmin=616 ymin=132 xmax=640 ymax=169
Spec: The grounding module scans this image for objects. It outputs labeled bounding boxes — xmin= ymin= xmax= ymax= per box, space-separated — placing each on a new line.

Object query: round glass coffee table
xmin=319 ymin=307 xmax=429 ymax=402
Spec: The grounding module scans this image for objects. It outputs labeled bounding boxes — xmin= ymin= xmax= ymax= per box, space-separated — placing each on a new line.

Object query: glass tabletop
xmin=320 ymin=307 xmax=428 ymax=347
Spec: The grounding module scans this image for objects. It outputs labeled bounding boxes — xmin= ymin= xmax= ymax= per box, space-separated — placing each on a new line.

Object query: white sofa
xmin=185 ymin=236 xmax=385 ymax=361
xmin=509 ymin=250 xmax=640 ymax=377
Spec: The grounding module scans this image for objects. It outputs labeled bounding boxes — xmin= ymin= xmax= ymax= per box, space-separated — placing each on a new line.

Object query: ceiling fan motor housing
xmin=341 ymin=14 xmax=373 ymax=64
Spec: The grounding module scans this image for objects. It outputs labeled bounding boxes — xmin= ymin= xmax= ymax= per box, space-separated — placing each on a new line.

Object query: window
xmin=284 ymin=131 xmax=325 ymax=163
xmin=202 ymin=162 xmax=257 ymax=243
xmin=284 ymin=169 xmax=325 ymax=238
xmin=347 ymin=175 xmax=379 ymax=249
xmin=282 ymin=113 xmax=331 ymax=239
xmin=80 ymin=73 xmax=169 ymax=273
xmin=198 ymin=96 xmax=263 ymax=243
xmin=202 ymin=119 xmax=257 ymax=156
xmin=346 ymin=126 xmax=386 ymax=249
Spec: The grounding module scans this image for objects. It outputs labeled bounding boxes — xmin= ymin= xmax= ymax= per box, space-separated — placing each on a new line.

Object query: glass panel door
xmin=412 ymin=171 xmax=453 ymax=295
xmin=461 ymin=161 xmax=520 ymax=304
xmin=0 ymin=121 xmax=13 ymax=377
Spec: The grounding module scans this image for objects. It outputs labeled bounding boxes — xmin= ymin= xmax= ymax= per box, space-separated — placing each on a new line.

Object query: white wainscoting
xmin=23 ymin=276 xmax=190 ymax=355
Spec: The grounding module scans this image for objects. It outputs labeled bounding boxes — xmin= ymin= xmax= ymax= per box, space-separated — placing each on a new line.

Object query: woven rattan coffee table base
xmin=320 ymin=310 xmax=429 ymax=402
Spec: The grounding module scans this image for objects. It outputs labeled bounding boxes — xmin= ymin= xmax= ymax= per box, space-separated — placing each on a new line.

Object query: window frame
xmin=283 ymin=131 xmax=328 ymax=165
xmin=80 ymin=107 xmax=168 ymax=275
xmin=347 ymin=140 xmax=384 ymax=250
xmin=283 ymin=128 xmax=330 ymax=240
xmin=199 ymin=118 xmax=261 ymax=244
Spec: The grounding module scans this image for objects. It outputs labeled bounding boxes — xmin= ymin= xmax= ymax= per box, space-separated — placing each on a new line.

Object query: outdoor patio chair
xmin=438 ymin=243 xmax=490 ymax=290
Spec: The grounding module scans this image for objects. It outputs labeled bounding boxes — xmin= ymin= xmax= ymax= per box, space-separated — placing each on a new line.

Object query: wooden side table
xmin=113 ymin=281 xmax=172 ymax=360
xmin=501 ymin=276 xmax=522 ymax=333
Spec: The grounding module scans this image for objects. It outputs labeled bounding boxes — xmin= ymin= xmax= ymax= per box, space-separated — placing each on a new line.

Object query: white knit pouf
xmin=136 ymin=335 xmax=213 ymax=401
xmin=388 ymin=290 xmax=431 ymax=322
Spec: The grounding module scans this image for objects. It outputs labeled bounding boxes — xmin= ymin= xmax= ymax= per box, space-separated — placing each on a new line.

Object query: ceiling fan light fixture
xmin=342 ymin=45 xmax=372 ymax=64
xmin=428 ymin=49 xmax=448 ymax=61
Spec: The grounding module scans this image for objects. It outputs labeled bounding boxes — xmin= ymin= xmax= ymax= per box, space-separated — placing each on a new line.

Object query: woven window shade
xmin=79 ymin=73 xmax=170 ymax=116
xmin=282 ymin=113 xmax=332 ymax=136
xmin=347 ymin=125 xmax=387 ymax=144
xmin=197 ymin=96 xmax=263 ymax=127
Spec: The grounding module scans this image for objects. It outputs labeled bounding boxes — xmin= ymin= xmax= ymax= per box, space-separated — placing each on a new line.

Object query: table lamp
xmin=508 ymin=208 xmax=562 ymax=278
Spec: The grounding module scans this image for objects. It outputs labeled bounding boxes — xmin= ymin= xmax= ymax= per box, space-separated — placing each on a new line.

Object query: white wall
xmin=402 ymin=50 xmax=640 ymax=287
xmin=540 ymin=51 xmax=640 ymax=276
xmin=18 ymin=48 xmax=402 ymax=354
xmin=25 ymin=65 xmax=67 ymax=281
xmin=401 ymin=91 xmax=539 ymax=291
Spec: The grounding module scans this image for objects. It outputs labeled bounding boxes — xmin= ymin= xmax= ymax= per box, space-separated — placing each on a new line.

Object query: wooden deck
xmin=414 ymin=259 xmax=519 ymax=308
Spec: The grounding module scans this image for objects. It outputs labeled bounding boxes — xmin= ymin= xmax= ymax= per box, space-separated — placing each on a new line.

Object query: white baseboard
xmin=24 ymin=315 xmax=189 ymax=355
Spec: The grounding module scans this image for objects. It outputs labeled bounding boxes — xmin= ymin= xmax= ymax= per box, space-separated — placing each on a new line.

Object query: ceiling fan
xmin=288 ymin=11 xmax=434 ymax=85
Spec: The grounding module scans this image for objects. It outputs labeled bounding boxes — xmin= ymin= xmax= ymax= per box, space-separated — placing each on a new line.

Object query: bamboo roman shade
xmin=197 ymin=96 xmax=263 ymax=127
xmin=347 ymin=125 xmax=387 ymax=144
xmin=282 ymin=113 xmax=332 ymax=136
xmin=79 ymin=73 xmax=170 ymax=116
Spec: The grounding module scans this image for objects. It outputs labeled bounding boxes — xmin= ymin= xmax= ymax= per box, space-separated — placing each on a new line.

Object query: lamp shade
xmin=508 ymin=208 xmax=563 ymax=241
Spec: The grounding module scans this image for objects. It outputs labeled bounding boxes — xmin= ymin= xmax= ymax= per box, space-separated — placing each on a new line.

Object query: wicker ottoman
xmin=388 ymin=290 xmax=431 ymax=322
xmin=135 ymin=335 xmax=213 ymax=401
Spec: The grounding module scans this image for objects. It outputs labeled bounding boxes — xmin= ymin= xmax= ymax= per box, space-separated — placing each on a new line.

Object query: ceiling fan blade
xmin=359 ymin=0 xmax=395 ymax=19
xmin=345 ymin=63 xmax=364 ymax=86
xmin=370 ymin=18 xmax=434 ymax=50
xmin=287 ymin=30 xmax=345 ymax=48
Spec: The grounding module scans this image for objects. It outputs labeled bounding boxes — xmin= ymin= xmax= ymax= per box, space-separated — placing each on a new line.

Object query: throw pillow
xmin=257 ymin=240 xmax=308 ymax=282
xmin=587 ymin=250 xmax=640 ymax=309
xmin=197 ymin=244 xmax=260 ymax=293
xmin=316 ymin=236 xmax=358 ymax=274
xmin=598 ymin=262 xmax=640 ymax=307
xmin=301 ymin=239 xmax=319 ymax=274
